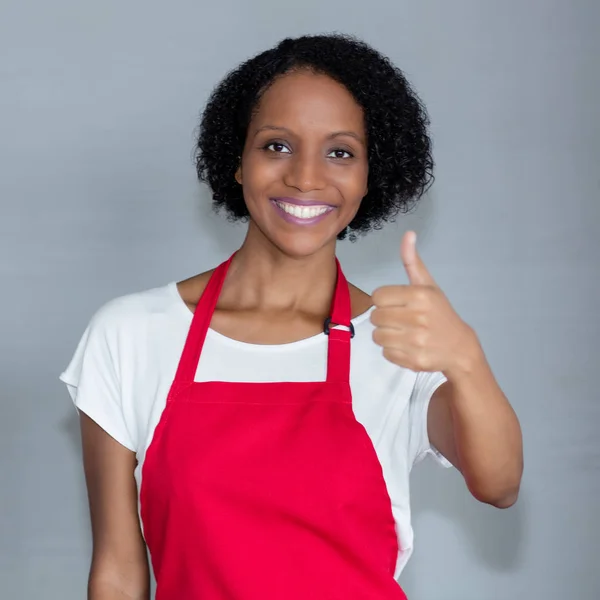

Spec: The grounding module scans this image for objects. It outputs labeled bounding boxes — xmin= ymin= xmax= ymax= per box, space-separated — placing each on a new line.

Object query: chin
xmin=268 ymin=229 xmax=340 ymax=260
xmin=245 ymin=213 xmax=349 ymax=259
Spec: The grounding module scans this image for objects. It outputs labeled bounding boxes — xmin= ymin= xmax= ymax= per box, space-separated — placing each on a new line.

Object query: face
xmin=236 ymin=70 xmax=368 ymax=258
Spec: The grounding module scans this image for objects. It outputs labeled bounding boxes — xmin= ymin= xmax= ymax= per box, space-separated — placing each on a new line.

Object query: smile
xmin=271 ymin=198 xmax=335 ymax=226
xmin=274 ymin=201 xmax=332 ymax=219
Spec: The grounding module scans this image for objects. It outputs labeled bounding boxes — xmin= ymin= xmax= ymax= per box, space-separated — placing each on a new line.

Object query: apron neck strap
xmin=324 ymin=259 xmax=352 ymax=384
xmin=174 ymin=254 xmax=353 ymax=384
xmin=173 ymin=255 xmax=232 ymax=383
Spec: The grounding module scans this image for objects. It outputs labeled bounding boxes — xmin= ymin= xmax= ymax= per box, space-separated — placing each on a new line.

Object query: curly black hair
xmin=195 ymin=33 xmax=433 ymax=240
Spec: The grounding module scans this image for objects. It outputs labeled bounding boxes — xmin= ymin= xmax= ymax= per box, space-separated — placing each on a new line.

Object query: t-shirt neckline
xmin=167 ymin=281 xmax=374 ymax=352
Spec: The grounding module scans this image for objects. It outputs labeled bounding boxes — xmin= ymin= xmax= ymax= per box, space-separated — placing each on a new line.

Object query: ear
xmin=235 ymin=165 xmax=242 ymax=185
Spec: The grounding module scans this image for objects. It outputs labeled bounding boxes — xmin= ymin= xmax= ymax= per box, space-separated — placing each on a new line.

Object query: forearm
xmin=89 ymin=583 xmax=149 ymax=600
xmin=88 ymin=558 xmax=150 ymax=600
xmin=443 ymin=339 xmax=523 ymax=508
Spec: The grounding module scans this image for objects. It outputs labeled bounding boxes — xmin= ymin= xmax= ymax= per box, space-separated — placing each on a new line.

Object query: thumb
xmin=401 ymin=231 xmax=436 ymax=286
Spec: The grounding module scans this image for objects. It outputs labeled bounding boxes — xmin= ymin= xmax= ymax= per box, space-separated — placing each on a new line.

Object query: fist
xmin=371 ymin=231 xmax=477 ymax=375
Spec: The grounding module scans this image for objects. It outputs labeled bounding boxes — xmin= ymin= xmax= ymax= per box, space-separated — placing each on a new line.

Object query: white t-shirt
xmin=60 ymin=281 xmax=450 ymax=577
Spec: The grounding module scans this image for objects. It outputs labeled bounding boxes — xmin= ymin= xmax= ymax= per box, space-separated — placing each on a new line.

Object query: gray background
xmin=1 ymin=0 xmax=599 ymax=598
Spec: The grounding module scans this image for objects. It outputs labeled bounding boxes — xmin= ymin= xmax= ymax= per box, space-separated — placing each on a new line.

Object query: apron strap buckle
xmin=323 ymin=317 xmax=355 ymax=339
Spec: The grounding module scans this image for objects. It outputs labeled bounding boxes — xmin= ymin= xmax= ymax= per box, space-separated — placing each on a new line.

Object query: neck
xmin=220 ymin=222 xmax=338 ymax=315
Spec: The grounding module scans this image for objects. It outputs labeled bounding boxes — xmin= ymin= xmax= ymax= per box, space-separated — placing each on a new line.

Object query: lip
xmin=271 ymin=196 xmax=336 ymax=207
xmin=270 ymin=199 xmax=335 ymax=226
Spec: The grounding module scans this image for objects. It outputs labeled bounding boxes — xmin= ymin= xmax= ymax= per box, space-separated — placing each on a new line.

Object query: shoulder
xmin=85 ymin=282 xmax=181 ymax=341
xmin=176 ymin=270 xmax=215 ymax=314
xmin=60 ymin=281 xmax=183 ymax=389
xmin=348 ymin=282 xmax=373 ymax=319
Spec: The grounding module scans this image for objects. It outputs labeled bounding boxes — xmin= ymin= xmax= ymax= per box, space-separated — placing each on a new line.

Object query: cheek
xmin=335 ymin=164 xmax=369 ymax=204
xmin=240 ymin=154 xmax=282 ymax=194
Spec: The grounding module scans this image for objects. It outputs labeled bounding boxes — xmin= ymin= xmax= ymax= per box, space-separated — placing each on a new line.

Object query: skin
xmin=80 ymin=68 xmax=523 ymax=599
xmin=80 ymin=414 xmax=149 ymax=600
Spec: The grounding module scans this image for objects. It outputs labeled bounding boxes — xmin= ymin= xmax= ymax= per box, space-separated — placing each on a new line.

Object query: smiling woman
xmin=60 ymin=34 xmax=522 ymax=600
xmin=232 ymin=70 xmax=370 ymax=257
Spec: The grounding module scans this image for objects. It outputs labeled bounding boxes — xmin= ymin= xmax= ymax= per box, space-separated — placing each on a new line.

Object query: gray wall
xmin=2 ymin=1 xmax=599 ymax=598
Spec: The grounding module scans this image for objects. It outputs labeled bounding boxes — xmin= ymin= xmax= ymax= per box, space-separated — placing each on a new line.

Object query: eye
xmin=264 ymin=142 xmax=291 ymax=154
xmin=328 ymin=148 xmax=353 ymax=159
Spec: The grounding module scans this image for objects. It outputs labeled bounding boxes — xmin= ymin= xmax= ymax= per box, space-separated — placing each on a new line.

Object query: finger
xmin=382 ymin=347 xmax=412 ymax=368
xmin=371 ymin=284 xmax=434 ymax=310
xmin=372 ymin=326 xmax=410 ymax=350
xmin=370 ymin=306 xmax=424 ymax=329
xmin=382 ymin=346 xmax=432 ymax=372
xmin=379 ymin=344 xmax=427 ymax=371
xmin=371 ymin=285 xmax=412 ymax=308
xmin=401 ymin=231 xmax=436 ymax=287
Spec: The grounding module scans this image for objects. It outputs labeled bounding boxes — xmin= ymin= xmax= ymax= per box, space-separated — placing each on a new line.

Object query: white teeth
xmin=275 ymin=202 xmax=331 ymax=219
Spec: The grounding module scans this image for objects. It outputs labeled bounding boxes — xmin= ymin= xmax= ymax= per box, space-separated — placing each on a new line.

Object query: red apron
xmin=140 ymin=255 xmax=407 ymax=599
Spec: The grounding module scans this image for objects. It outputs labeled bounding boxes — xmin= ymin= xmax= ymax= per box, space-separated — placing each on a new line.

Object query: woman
xmin=61 ymin=34 xmax=523 ymax=600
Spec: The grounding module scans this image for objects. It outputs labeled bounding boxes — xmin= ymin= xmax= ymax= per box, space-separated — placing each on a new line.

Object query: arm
xmin=80 ymin=413 xmax=150 ymax=600
xmin=427 ymin=337 xmax=523 ymax=508
xmin=371 ymin=231 xmax=523 ymax=508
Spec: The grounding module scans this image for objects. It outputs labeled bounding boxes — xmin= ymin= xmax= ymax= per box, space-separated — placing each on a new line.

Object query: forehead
xmin=251 ymin=70 xmax=365 ymax=133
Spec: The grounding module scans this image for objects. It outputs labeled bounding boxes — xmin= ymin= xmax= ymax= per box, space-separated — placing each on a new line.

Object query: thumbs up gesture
xmin=371 ymin=231 xmax=478 ymax=376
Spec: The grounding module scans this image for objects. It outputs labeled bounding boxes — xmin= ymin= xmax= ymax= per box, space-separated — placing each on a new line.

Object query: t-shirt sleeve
xmin=59 ymin=305 xmax=136 ymax=452
xmin=408 ymin=371 xmax=452 ymax=468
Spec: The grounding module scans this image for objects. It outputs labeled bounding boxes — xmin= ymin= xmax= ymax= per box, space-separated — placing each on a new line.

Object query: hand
xmin=371 ymin=231 xmax=479 ymax=376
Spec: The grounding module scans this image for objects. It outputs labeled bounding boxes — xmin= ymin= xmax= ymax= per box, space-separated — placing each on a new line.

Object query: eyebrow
xmin=254 ymin=125 xmax=365 ymax=145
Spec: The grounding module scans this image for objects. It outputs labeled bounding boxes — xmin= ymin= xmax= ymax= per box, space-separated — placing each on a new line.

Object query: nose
xmin=283 ymin=151 xmax=326 ymax=193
